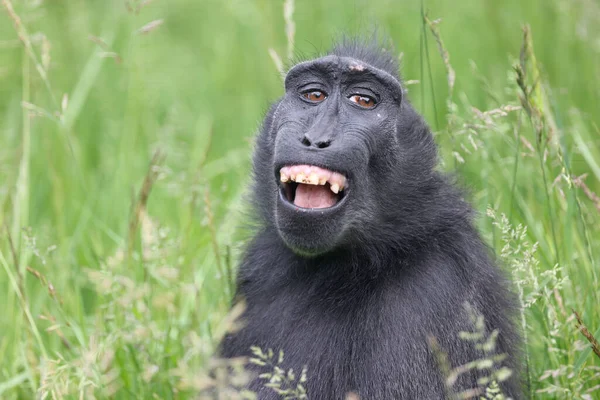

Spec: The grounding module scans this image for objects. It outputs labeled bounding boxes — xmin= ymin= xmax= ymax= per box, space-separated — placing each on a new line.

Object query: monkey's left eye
xmin=349 ymin=94 xmax=377 ymax=108
xmin=302 ymin=90 xmax=327 ymax=103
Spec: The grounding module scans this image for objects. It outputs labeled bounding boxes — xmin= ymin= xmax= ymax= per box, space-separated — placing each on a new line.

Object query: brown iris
xmin=349 ymin=95 xmax=376 ymax=108
xmin=302 ymin=91 xmax=326 ymax=103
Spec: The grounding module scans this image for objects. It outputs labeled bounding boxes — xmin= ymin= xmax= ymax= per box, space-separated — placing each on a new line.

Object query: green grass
xmin=1 ymin=0 xmax=599 ymax=398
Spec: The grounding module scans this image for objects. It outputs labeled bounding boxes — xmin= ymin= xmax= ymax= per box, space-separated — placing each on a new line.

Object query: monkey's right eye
xmin=301 ymin=90 xmax=327 ymax=103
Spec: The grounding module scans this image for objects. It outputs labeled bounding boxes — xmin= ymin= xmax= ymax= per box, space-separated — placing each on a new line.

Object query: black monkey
xmin=219 ymin=40 xmax=523 ymax=399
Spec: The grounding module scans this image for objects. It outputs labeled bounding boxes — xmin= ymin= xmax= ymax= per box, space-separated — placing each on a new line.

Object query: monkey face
xmin=268 ymin=55 xmax=405 ymax=256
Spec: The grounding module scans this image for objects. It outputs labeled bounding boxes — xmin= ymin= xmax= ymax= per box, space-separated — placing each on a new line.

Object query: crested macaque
xmin=219 ymin=41 xmax=523 ymax=399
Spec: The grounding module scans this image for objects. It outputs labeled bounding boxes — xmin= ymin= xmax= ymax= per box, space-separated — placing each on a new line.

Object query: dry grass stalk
xmin=39 ymin=313 xmax=72 ymax=350
xmin=284 ymin=0 xmax=295 ymax=61
xmin=572 ymin=309 xmax=600 ymax=360
xmin=553 ymin=288 xmax=567 ymax=318
xmin=127 ymin=151 xmax=165 ymax=255
xmin=2 ymin=223 xmax=32 ymax=348
xmin=136 ymin=19 xmax=164 ymax=35
xmin=572 ymin=174 xmax=600 ymax=214
xmin=126 ymin=0 xmax=153 ymax=15
xmin=185 ymin=124 xmax=214 ymax=238
xmin=2 ymin=0 xmax=58 ymax=109
xmin=516 ymin=25 xmax=559 ymax=146
xmin=268 ymin=0 xmax=295 ymax=77
xmin=26 ymin=266 xmax=64 ymax=305
xmin=204 ymin=188 xmax=225 ymax=282
xmin=424 ymin=15 xmax=455 ymax=98
xmin=4 ymin=223 xmax=20 ymax=277
xmin=268 ymin=48 xmax=285 ymax=76
xmin=88 ymin=35 xmax=122 ymax=64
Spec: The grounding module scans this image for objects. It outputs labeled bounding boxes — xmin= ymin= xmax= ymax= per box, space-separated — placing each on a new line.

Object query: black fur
xmin=219 ymin=41 xmax=523 ymax=399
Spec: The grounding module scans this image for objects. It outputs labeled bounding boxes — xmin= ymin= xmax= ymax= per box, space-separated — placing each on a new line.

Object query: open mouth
xmin=279 ymin=165 xmax=348 ymax=209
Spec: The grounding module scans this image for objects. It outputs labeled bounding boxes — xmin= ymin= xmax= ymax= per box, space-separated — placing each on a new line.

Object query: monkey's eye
xmin=349 ymin=94 xmax=377 ymax=109
xmin=302 ymin=90 xmax=327 ymax=103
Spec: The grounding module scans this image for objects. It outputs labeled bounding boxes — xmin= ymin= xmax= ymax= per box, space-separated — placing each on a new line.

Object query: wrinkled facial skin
xmin=267 ymin=55 xmax=405 ymax=255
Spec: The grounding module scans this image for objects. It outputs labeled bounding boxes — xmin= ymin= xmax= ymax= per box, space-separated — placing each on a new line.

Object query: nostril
xmin=316 ymin=140 xmax=331 ymax=149
xmin=301 ymin=136 xmax=311 ymax=146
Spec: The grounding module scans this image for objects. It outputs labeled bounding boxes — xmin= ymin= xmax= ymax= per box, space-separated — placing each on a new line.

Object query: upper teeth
xmin=280 ymin=165 xmax=347 ymax=194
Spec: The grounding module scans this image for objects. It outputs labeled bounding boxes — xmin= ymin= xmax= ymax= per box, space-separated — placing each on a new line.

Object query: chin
xmin=274 ymin=164 xmax=351 ymax=256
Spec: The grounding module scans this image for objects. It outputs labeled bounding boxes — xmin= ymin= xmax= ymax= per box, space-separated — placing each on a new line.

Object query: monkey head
xmin=252 ymin=47 xmax=439 ymax=257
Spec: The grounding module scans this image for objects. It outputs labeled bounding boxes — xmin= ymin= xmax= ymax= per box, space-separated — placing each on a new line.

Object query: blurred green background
xmin=1 ymin=0 xmax=599 ymax=398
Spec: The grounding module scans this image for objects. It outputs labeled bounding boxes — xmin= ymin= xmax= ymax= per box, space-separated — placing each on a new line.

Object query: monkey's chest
xmin=228 ymin=289 xmax=445 ymax=399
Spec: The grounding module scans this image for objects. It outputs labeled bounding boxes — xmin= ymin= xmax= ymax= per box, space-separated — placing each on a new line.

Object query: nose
xmin=301 ymin=134 xmax=331 ymax=149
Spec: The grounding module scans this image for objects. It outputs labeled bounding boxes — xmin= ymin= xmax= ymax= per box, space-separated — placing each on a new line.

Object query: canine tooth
xmin=330 ymin=183 xmax=340 ymax=194
xmin=308 ymin=173 xmax=319 ymax=185
xmin=280 ymin=173 xmax=289 ymax=182
xmin=296 ymin=173 xmax=306 ymax=183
